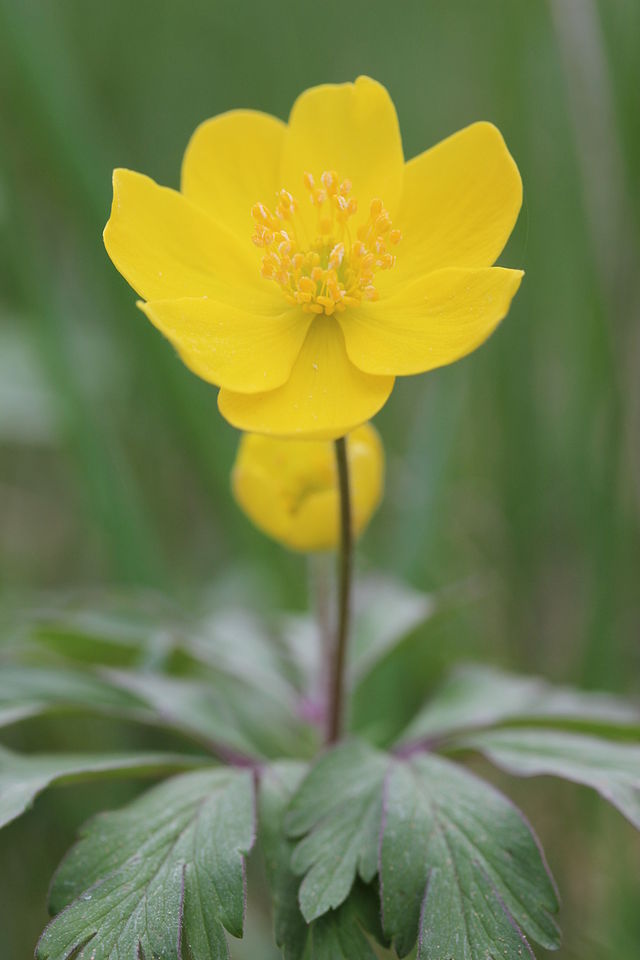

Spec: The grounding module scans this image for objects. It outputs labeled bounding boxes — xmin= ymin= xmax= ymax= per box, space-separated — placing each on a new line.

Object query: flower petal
xmin=138 ymin=298 xmax=311 ymax=393
xmin=181 ymin=110 xmax=286 ymax=240
xmin=104 ymin=169 xmax=270 ymax=306
xmin=389 ymin=122 xmax=522 ymax=284
xmin=232 ymin=424 xmax=384 ymax=551
xmin=292 ymin=425 xmax=384 ymax=548
xmin=280 ymin=76 xmax=404 ymax=226
xmin=340 ymin=267 xmax=524 ymax=376
xmin=218 ymin=316 xmax=394 ymax=439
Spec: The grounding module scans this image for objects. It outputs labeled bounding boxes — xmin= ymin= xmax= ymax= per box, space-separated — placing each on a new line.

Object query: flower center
xmin=251 ymin=171 xmax=401 ymax=316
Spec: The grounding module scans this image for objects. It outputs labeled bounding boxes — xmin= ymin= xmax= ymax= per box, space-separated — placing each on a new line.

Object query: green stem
xmin=326 ymin=436 xmax=354 ymax=744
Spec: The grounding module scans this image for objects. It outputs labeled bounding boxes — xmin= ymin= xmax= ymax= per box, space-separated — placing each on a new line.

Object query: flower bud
xmin=231 ymin=424 xmax=384 ymax=551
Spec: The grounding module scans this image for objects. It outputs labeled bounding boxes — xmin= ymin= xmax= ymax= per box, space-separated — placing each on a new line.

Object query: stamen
xmin=250 ymin=171 xmax=401 ymax=316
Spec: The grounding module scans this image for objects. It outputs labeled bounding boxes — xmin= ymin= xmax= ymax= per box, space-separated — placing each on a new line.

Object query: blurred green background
xmin=1 ymin=0 xmax=639 ymax=955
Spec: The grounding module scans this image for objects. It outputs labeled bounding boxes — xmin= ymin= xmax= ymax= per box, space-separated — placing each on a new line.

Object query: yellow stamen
xmin=251 ymin=171 xmax=401 ymax=316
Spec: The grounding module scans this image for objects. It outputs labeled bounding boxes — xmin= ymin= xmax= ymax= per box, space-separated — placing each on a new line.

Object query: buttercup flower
xmin=104 ymin=77 xmax=523 ymax=439
xmin=232 ymin=424 xmax=384 ymax=551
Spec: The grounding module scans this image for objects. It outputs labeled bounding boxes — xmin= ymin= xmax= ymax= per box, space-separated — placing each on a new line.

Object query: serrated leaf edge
xmin=379 ymin=755 xmax=561 ymax=958
xmin=37 ymin=770 xmax=256 ymax=960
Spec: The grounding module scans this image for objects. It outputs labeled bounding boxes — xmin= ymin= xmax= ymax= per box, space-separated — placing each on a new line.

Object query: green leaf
xmin=286 ymin=740 xmax=389 ymax=922
xmin=280 ymin=612 xmax=322 ymax=702
xmin=281 ymin=576 xmax=435 ymax=699
xmin=284 ymin=742 xmax=560 ymax=958
xmin=107 ymin=668 xmax=314 ymax=761
xmin=309 ymin=896 xmax=379 ymax=960
xmin=0 ymin=664 xmax=144 ymax=728
xmin=399 ymin=664 xmax=640 ymax=746
xmin=26 ymin=603 xmax=163 ymax=667
xmin=27 ymin=598 xmax=300 ymax=704
xmin=0 ymin=746 xmax=203 ymax=829
xmin=105 ymin=669 xmax=264 ymax=758
xmin=189 ymin=607 xmax=301 ymax=706
xmin=0 ymin=658 xmax=314 ymax=761
xmin=37 ymin=767 xmax=255 ymax=960
xmin=260 ymin=761 xmax=388 ymax=960
xmin=0 ymin=662 xmax=292 ymax=761
xmin=348 ymin=576 xmax=435 ymax=685
xmin=461 ymin=727 xmax=640 ymax=829
xmin=380 ymin=753 xmax=560 ymax=959
xmin=341 ymin=879 xmax=388 ymax=951
xmin=259 ymin=762 xmax=309 ymax=960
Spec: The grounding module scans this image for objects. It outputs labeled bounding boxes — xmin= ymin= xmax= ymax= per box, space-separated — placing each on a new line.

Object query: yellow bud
xmin=231 ymin=424 xmax=385 ymax=552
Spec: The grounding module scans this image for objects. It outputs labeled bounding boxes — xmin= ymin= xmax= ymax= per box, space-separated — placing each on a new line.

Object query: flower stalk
xmin=326 ymin=436 xmax=354 ymax=744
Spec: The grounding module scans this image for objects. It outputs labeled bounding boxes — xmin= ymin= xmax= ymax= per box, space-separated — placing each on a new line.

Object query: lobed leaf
xmin=26 ymin=604 xmax=162 ymax=666
xmin=281 ymin=739 xmax=561 ymax=958
xmin=37 ymin=767 xmax=255 ymax=960
xmin=0 ymin=663 xmax=270 ymax=762
xmin=189 ymin=607 xmax=301 ymax=706
xmin=309 ymin=896 xmax=379 ymax=960
xmin=26 ymin=598 xmax=300 ymax=704
xmin=348 ymin=575 xmax=436 ymax=685
xmin=281 ymin=576 xmax=435 ymax=702
xmin=0 ymin=659 xmax=314 ymax=762
xmin=380 ymin=753 xmax=561 ymax=959
xmin=259 ymin=761 xmax=385 ymax=960
xmin=7 ymin=602 xmax=316 ymax=760
xmin=259 ymin=762 xmax=310 ymax=960
xmin=399 ymin=663 xmax=640 ymax=746
xmin=0 ymin=664 xmax=145 ymax=729
xmin=107 ymin=668 xmax=314 ymax=761
xmin=0 ymin=746 xmax=203 ymax=829
xmin=286 ymin=740 xmax=389 ymax=922
xmin=461 ymin=727 xmax=640 ymax=829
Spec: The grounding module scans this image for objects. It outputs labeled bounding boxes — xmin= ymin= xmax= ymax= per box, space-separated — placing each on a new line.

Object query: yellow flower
xmin=104 ymin=76 xmax=523 ymax=439
xmin=231 ymin=424 xmax=384 ymax=551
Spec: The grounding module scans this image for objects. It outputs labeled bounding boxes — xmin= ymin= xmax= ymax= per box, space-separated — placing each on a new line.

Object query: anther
xmin=329 ymin=243 xmax=344 ymax=268
xmin=298 ymin=277 xmax=316 ymax=295
xmin=252 ymin=173 xmax=400 ymax=315
xmin=252 ymin=203 xmax=272 ymax=224
xmin=321 ymin=170 xmax=338 ymax=193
